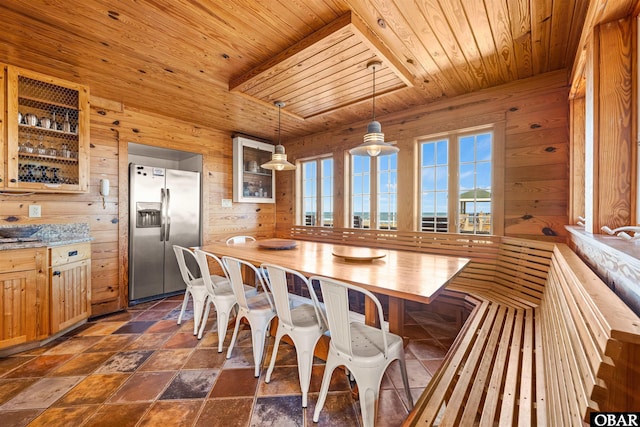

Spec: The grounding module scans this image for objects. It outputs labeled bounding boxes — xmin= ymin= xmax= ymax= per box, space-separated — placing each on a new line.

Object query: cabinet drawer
xmin=0 ymin=248 xmax=41 ymax=271
xmin=49 ymin=243 xmax=91 ymax=266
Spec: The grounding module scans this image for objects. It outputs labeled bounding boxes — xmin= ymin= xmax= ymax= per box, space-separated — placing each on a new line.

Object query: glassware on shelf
xmin=51 ymin=111 xmax=58 ymax=130
xmin=22 ymin=132 xmax=34 ymax=153
xmin=62 ymin=111 xmax=71 ymax=133
xmin=36 ymin=136 xmax=47 ymax=155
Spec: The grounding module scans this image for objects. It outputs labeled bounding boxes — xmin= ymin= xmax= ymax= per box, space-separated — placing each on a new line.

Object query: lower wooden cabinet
xmin=0 ymin=247 xmax=49 ymax=350
xmin=49 ymin=243 xmax=91 ymax=333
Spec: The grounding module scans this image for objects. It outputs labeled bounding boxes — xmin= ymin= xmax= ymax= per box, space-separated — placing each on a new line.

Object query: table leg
xmin=364 ymin=295 xmax=405 ymax=337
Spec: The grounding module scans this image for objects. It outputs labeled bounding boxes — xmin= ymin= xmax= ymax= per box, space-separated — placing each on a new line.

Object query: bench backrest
xmin=540 ymin=244 xmax=640 ymax=424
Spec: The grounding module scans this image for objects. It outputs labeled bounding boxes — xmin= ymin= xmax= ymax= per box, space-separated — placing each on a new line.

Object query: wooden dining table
xmin=198 ymin=238 xmax=470 ymax=337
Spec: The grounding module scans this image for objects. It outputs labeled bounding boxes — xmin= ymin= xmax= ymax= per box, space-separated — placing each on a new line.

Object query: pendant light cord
xmin=372 ymin=64 xmax=376 ymax=122
xmin=278 ymin=104 xmax=281 ymax=145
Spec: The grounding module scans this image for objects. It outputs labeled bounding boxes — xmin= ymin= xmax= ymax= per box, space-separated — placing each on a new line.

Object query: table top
xmin=198 ymin=239 xmax=470 ymax=304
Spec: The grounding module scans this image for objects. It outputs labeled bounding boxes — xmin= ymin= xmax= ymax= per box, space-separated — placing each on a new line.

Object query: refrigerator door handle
xmin=165 ymin=188 xmax=171 ymax=241
xmin=160 ymin=188 xmax=166 ymax=242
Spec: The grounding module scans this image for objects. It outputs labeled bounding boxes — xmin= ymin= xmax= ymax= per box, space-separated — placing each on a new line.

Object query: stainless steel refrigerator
xmin=129 ymin=163 xmax=201 ymax=302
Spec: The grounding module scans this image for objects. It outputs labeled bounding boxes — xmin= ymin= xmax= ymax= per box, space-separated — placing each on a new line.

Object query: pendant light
xmin=349 ymin=61 xmax=399 ymax=157
xmin=261 ymin=101 xmax=296 ymax=171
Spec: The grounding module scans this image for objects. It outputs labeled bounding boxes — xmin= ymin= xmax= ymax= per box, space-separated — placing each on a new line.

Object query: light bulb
xmin=367 ymin=145 xmax=381 ymax=156
xmin=275 ymin=164 xmax=285 ymax=171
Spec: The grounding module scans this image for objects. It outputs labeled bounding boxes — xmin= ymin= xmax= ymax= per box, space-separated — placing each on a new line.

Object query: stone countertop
xmin=0 ymin=223 xmax=92 ymax=251
xmin=0 ymin=236 xmax=93 ymax=251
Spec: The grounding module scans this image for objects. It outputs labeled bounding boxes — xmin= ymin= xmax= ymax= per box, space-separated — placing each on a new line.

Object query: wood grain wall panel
xmin=276 ymin=71 xmax=570 ymax=240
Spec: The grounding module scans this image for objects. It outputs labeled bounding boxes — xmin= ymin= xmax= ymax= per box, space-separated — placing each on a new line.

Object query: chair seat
xmin=348 ymin=322 xmax=403 ymax=360
xmin=285 ymin=303 xmax=326 ymax=330
xmin=245 ymin=292 xmax=275 ymax=312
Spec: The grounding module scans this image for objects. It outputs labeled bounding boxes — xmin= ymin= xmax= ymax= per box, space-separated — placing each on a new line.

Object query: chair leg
xmin=197 ymin=300 xmax=211 ymax=339
xmin=215 ymin=307 xmax=231 ymax=353
xmin=226 ymin=314 xmax=243 ymax=359
xmin=294 ymin=334 xmax=320 ymax=408
xmin=399 ymin=356 xmax=413 ymax=407
xmin=265 ymin=328 xmax=284 ymax=383
xmin=192 ymin=296 xmax=205 ymax=336
xmin=177 ymin=289 xmax=190 ymax=325
xmin=351 ymin=370 xmax=382 ymax=427
xmin=251 ymin=323 xmax=269 ymax=378
xmin=313 ymin=355 xmax=339 ymax=423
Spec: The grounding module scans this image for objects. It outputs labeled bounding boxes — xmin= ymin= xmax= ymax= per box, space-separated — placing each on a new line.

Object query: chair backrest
xmin=262 ymin=264 xmax=326 ymax=330
xmin=226 ymin=235 xmax=256 ymax=245
xmin=194 ymin=249 xmax=228 ymax=296
xmin=310 ymin=275 xmax=388 ymax=359
xmin=173 ymin=245 xmax=199 ymax=287
xmin=222 ymin=256 xmax=273 ymax=311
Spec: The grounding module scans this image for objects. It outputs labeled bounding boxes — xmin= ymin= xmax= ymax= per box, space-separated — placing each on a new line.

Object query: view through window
xmin=351 ymin=153 xmax=398 ymax=229
xmin=301 ymin=157 xmax=333 ymax=227
xmin=420 ymin=131 xmax=492 ymax=234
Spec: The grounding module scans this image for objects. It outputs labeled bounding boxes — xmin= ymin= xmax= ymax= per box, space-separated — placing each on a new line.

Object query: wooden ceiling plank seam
xmin=529 ymin=0 xmax=553 ymax=74
xmin=547 ymin=0 xmax=573 ymax=70
xmin=349 ymin=0 xmax=449 ymax=99
xmin=438 ymin=0 xmax=495 ymax=88
xmin=347 ymin=9 xmax=414 ymax=87
xmin=472 ymin=0 xmax=520 ymax=83
xmin=265 ymin=53 xmax=395 ymax=107
xmin=245 ymin=35 xmax=370 ymax=99
xmin=413 ymin=0 xmax=482 ymax=93
xmin=506 ymin=0 xmax=535 ymax=79
xmin=229 ymin=12 xmax=355 ymax=91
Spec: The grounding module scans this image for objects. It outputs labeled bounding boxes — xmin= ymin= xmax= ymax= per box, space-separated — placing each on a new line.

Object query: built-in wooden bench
xmin=284 ymin=226 xmax=640 ymax=424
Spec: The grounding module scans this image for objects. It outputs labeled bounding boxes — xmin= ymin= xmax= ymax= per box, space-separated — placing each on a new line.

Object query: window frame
xmin=296 ymin=154 xmax=334 ymax=227
xmin=348 ymin=152 xmax=398 ymax=230
xmin=418 ymin=125 xmax=504 ymax=235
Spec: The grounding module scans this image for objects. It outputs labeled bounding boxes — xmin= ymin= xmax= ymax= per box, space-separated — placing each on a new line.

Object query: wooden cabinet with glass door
xmin=2 ymin=64 xmax=89 ymax=193
xmin=233 ymin=136 xmax=276 ymax=203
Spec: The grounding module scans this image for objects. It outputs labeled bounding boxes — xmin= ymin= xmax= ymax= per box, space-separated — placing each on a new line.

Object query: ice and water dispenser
xmin=136 ymin=202 xmax=161 ymax=228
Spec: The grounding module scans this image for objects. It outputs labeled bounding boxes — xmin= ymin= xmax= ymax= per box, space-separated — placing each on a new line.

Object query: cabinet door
xmin=232 ymin=136 xmax=276 ymax=203
xmin=0 ymin=270 xmax=38 ymax=349
xmin=50 ymin=259 xmax=91 ymax=333
xmin=5 ymin=65 xmax=90 ymax=193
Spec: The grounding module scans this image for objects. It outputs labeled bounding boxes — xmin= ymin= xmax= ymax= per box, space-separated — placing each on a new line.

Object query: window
xmin=351 ymin=153 xmax=398 ymax=229
xmin=420 ymin=131 xmax=493 ymax=234
xmin=299 ymin=157 xmax=333 ymax=227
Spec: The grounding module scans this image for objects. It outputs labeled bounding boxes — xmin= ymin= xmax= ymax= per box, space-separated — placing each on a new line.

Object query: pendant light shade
xmin=261 ymin=101 xmax=296 ymax=171
xmin=349 ymin=61 xmax=399 ymax=157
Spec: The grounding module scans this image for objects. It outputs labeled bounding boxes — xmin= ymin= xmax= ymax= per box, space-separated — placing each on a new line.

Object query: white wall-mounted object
xmin=232 ymin=136 xmax=276 ymax=203
xmin=100 ymin=179 xmax=110 ymax=197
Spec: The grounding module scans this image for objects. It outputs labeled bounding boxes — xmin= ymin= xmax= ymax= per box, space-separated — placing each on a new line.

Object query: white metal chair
xmin=262 ymin=264 xmax=328 ymax=407
xmin=225 ymin=235 xmax=256 ymax=245
xmin=222 ymin=256 xmax=276 ymax=377
xmin=173 ymin=245 xmax=209 ymax=336
xmin=193 ymin=249 xmax=256 ymax=349
xmin=310 ymin=275 xmax=413 ymax=427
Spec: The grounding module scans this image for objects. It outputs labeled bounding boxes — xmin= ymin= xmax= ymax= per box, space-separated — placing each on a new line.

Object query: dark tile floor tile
xmin=27 ymin=405 xmax=99 ymax=427
xmin=258 ymin=365 xmax=301 ymax=396
xmin=210 ymin=368 xmax=259 ymax=398
xmin=250 ymin=395 xmax=304 ymax=427
xmin=137 ymin=400 xmax=202 ymax=426
xmin=54 ymin=373 xmax=129 ymax=406
xmin=163 ymin=307 xmax=193 ymax=321
xmin=77 ymin=322 xmax=129 ymax=336
xmin=162 ymin=332 xmax=200 ymax=349
xmin=160 ymin=369 xmax=217 ymax=400
xmin=47 ymin=352 xmax=114 ymax=377
xmin=83 ymin=403 xmax=152 ymax=427
xmin=95 ymin=350 xmax=154 ymax=373
xmin=308 ymin=365 xmax=351 ymax=393
xmin=183 ymin=349 xmax=226 ymax=370
xmin=305 ymin=392 xmax=360 ymax=427
xmin=0 ymin=379 xmax=38 ymax=405
xmin=0 ymin=357 xmax=34 ymax=377
xmin=112 ymin=321 xmax=157 ymax=334
xmin=86 ymin=335 xmax=140 ymax=352
xmin=146 ymin=319 xmax=182 ymax=334
xmin=0 ymin=408 xmax=43 ymax=427
xmin=139 ymin=349 xmax=192 ymax=371
xmin=135 ymin=309 xmax=173 ymax=321
xmin=376 ymin=388 xmax=411 ymax=426
xmin=4 ymin=354 xmax=74 ymax=378
xmin=126 ymin=333 xmax=172 ymax=350
xmin=195 ymin=397 xmax=253 ymax=427
xmin=109 ymin=371 xmax=176 ymax=403
xmin=1 ymin=376 xmax=83 ymax=410
xmin=407 ymin=339 xmax=448 ymax=360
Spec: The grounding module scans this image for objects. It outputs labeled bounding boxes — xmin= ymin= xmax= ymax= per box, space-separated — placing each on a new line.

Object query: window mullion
xmin=449 ymin=137 xmax=459 ymax=233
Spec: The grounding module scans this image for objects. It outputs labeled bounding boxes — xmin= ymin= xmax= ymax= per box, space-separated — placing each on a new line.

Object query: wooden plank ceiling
xmin=0 ymin=0 xmax=591 ymax=142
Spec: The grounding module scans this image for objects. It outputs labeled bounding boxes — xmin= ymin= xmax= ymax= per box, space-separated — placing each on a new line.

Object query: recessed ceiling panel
xmin=229 ymin=12 xmax=413 ymax=120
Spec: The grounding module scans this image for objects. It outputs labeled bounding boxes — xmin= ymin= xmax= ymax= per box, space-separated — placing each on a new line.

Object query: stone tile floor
xmin=0 ymin=295 xmax=459 ymax=426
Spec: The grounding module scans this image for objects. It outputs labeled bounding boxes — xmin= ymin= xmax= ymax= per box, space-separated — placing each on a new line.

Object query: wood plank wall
xmin=1 ymin=97 xmax=274 ymax=316
xmin=275 ymin=70 xmax=570 ymax=242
